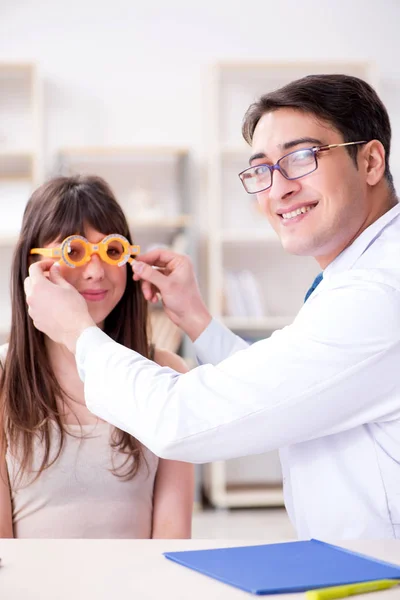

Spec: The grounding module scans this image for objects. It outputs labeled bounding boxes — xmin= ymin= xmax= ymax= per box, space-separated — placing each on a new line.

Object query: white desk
xmin=1 ymin=538 xmax=400 ymax=599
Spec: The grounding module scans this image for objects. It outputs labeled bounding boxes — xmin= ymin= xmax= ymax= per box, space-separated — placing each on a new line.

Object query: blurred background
xmin=1 ymin=0 xmax=399 ymax=540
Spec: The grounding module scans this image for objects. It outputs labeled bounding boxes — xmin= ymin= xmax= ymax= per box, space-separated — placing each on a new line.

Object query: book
xmin=164 ymin=539 xmax=400 ymax=596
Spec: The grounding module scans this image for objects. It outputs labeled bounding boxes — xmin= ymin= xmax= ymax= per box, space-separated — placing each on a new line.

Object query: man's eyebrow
xmin=282 ymin=137 xmax=324 ymax=151
xmin=249 ymin=152 xmax=267 ymax=165
xmin=249 ymin=137 xmax=324 ymax=165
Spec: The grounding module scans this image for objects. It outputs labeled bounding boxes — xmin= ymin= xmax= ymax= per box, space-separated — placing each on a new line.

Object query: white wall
xmin=1 ymin=0 xmax=399 ymax=501
xmin=1 ymin=0 xmax=400 ymax=190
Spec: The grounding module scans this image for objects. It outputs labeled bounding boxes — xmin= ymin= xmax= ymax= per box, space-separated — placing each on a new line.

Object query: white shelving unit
xmin=0 ymin=62 xmax=43 ymax=344
xmin=57 ymin=146 xmax=194 ymax=359
xmin=203 ymin=60 xmax=377 ymax=508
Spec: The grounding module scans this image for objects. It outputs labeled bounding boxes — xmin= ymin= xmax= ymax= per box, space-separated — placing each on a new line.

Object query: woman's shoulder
xmin=153 ymin=348 xmax=189 ymax=374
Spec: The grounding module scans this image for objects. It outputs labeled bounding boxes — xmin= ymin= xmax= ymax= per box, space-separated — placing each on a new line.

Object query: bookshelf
xmin=203 ymin=60 xmax=378 ymax=508
xmin=56 ymin=145 xmax=194 ymax=359
xmin=0 ymin=62 xmax=43 ymax=344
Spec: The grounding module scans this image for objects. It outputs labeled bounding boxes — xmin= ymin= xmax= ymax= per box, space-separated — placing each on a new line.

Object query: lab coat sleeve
xmin=76 ymin=274 xmax=400 ymax=462
xmin=193 ymin=318 xmax=249 ymax=365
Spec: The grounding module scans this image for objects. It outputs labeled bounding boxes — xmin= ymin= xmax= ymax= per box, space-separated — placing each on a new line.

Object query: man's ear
xmin=361 ymin=140 xmax=386 ymax=186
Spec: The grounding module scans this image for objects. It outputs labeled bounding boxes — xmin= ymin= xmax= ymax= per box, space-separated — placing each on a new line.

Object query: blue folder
xmin=164 ymin=539 xmax=400 ymax=595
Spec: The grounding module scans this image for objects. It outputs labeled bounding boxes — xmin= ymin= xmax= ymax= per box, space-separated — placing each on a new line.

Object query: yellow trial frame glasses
xmin=30 ymin=234 xmax=140 ymax=268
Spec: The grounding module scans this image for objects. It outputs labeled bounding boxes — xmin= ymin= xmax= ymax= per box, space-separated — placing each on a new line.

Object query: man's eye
xmin=254 ymin=165 xmax=269 ymax=176
xmin=291 ymin=150 xmax=313 ymax=163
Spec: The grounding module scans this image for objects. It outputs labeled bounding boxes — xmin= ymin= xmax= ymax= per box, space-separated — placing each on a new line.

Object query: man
xmin=25 ymin=74 xmax=400 ymax=540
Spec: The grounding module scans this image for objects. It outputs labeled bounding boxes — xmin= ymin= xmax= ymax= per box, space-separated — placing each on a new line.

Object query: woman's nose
xmin=82 ymin=252 xmax=105 ymax=279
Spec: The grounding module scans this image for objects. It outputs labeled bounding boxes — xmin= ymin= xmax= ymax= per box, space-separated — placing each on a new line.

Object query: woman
xmin=0 ymin=175 xmax=194 ymax=538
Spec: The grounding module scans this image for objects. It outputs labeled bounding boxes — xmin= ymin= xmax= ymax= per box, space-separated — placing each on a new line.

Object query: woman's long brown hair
xmin=0 ymin=175 xmax=149 ymax=483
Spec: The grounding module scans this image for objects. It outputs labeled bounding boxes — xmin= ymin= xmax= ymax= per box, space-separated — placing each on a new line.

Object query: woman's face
xmin=45 ymin=225 xmax=127 ymax=328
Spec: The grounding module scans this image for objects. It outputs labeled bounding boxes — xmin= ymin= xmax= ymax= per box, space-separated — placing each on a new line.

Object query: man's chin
xmin=280 ymin=237 xmax=315 ymax=257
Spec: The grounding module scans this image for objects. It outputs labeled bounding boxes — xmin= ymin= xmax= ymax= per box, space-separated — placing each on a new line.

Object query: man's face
xmin=251 ymin=108 xmax=370 ymax=267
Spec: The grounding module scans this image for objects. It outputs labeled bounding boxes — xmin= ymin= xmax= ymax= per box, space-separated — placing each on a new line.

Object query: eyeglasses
xmin=238 ymin=141 xmax=368 ymax=195
xmin=30 ymin=234 xmax=140 ymax=268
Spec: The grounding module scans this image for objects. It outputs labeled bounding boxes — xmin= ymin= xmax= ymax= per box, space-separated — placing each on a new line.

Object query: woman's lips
xmin=80 ymin=290 xmax=108 ymax=302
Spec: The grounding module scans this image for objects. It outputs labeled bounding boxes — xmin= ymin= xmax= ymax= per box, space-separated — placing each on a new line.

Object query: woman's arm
xmin=151 ymin=349 xmax=194 ymax=539
xmin=151 ymin=457 xmax=194 ymax=539
xmin=0 ymin=449 xmax=13 ymax=538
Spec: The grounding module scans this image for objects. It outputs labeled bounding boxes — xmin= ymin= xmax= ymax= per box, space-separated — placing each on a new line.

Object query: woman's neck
xmin=45 ymin=337 xmax=100 ymax=425
xmin=46 ymin=337 xmax=77 ymax=372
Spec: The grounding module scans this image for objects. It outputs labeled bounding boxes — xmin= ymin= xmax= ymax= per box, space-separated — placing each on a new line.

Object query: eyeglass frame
xmin=238 ymin=141 xmax=368 ymax=195
xmin=30 ymin=234 xmax=140 ymax=269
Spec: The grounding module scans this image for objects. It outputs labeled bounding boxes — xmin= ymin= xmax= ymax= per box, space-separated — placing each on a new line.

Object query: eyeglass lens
xmin=65 ymin=238 xmax=126 ymax=264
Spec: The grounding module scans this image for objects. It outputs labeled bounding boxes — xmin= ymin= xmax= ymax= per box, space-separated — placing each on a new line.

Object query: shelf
xmin=223 ymin=316 xmax=294 ymax=331
xmin=149 ymin=308 xmax=183 ymax=353
xmin=0 ymin=327 xmax=9 ymax=343
xmin=220 ymin=144 xmax=250 ymax=156
xmin=129 ymin=215 xmax=191 ymax=229
xmin=203 ymin=459 xmax=284 ymax=508
xmin=0 ymin=63 xmax=35 ymax=78
xmin=0 ymin=62 xmax=34 ymax=71
xmin=204 ymin=483 xmax=284 ymax=508
xmin=206 ymin=59 xmax=378 ymax=510
xmin=216 ymin=59 xmax=375 ymax=70
xmin=59 ymin=145 xmax=189 ymax=158
xmin=0 ymin=152 xmax=34 ymax=180
xmin=224 ymin=484 xmax=284 ymax=508
xmin=0 ymin=234 xmax=18 ymax=247
xmin=0 ymin=215 xmax=191 ymax=247
xmin=219 ymin=230 xmax=278 ymax=243
xmin=0 ymin=175 xmax=32 ymax=183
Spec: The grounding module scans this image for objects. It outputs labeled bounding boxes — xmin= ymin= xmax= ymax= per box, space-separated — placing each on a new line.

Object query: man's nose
xmin=267 ymin=167 xmax=301 ymax=203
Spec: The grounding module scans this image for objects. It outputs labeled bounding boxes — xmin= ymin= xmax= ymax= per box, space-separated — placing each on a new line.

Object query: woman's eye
xmin=107 ymin=248 xmax=121 ymax=260
xmin=106 ymin=242 xmax=124 ymax=258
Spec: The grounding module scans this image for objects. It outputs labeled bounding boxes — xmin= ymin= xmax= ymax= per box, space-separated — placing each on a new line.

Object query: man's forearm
xmin=66 ymin=316 xmax=96 ymax=354
xmin=179 ymin=307 xmax=213 ymax=342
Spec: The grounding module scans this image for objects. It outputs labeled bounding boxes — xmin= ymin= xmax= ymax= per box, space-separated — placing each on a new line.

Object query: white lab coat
xmin=77 ymin=204 xmax=400 ymax=539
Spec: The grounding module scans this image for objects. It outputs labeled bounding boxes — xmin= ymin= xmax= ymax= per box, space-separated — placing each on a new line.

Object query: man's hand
xmin=132 ymin=249 xmax=212 ymax=341
xmin=24 ymin=260 xmax=95 ymax=353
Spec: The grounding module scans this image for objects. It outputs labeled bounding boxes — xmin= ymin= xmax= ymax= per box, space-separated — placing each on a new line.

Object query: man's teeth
xmin=281 ymin=205 xmax=314 ymax=220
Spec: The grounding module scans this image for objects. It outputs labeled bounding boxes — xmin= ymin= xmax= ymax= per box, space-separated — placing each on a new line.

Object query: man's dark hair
xmin=242 ymin=74 xmax=394 ymax=190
